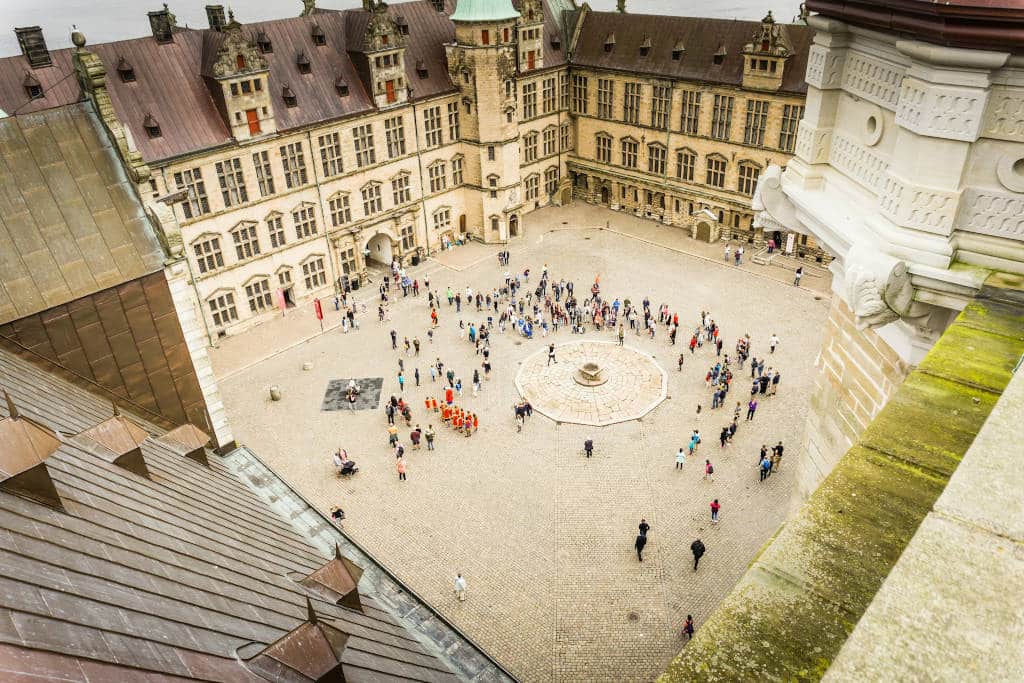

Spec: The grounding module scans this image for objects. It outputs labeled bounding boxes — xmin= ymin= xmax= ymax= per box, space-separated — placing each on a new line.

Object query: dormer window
xmin=282 ymin=85 xmax=297 ymax=107
xmin=297 ymin=51 xmax=311 ymax=74
xmin=603 ymin=33 xmax=615 ymax=53
xmin=23 ymin=72 xmax=42 ymax=99
xmin=311 ymin=24 xmax=326 ymax=46
xmin=396 ymin=16 xmax=409 ymax=35
xmin=236 ymin=54 xmax=246 ymax=70
xmin=116 ymin=56 xmax=135 ymax=82
xmin=639 ymin=35 xmax=651 ymax=57
xmin=143 ymin=113 xmax=161 ymax=138
xmin=714 ymin=45 xmax=726 ymax=65
xmin=672 ymin=40 xmax=684 ymax=61
xmin=550 ymin=33 xmax=560 ymax=49
xmin=382 ymin=34 xmax=389 ymax=46
xmin=256 ymin=31 xmax=272 ymax=53
xmin=335 ymin=76 xmax=349 ymax=97
xmin=416 ymin=60 xmax=428 ymax=79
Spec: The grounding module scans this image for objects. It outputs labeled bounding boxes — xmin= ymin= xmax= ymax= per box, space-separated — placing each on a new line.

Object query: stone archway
xmin=600 ymin=185 xmax=610 ymax=205
xmin=696 ymin=221 xmax=713 ymax=242
xmin=365 ymin=232 xmax=394 ymax=266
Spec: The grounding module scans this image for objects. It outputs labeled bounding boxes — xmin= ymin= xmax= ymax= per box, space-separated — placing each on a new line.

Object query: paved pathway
xmin=215 ymin=205 xmax=831 ymax=682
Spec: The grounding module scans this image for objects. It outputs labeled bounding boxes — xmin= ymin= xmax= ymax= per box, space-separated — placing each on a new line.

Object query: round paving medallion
xmin=515 ymin=341 xmax=667 ymax=427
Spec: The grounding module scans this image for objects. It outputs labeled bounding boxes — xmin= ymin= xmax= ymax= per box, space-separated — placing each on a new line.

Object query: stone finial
xmin=616 ymin=0 xmax=626 ymax=13
xmin=301 ymin=0 xmax=316 ymax=17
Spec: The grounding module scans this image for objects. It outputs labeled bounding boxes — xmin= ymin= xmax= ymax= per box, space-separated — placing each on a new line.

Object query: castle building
xmin=0 ymin=0 xmax=814 ymax=342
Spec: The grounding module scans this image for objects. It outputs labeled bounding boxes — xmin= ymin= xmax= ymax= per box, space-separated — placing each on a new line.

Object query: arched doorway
xmin=365 ymin=233 xmax=393 ymax=266
xmin=600 ymin=185 xmax=610 ymax=205
xmin=560 ymin=187 xmax=571 ymax=205
xmin=509 ymin=215 xmax=519 ymax=237
xmin=696 ymin=221 xmax=712 ymax=242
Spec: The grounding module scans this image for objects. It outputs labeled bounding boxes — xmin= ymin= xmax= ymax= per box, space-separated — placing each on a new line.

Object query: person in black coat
xmin=691 ymin=538 xmax=706 ymax=571
xmin=584 ymin=439 xmax=594 ymax=457
xmin=635 ymin=534 xmax=648 ymax=562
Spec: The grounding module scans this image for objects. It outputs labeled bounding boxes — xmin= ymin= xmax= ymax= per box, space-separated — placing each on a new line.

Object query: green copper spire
xmin=450 ymin=0 xmax=520 ymax=22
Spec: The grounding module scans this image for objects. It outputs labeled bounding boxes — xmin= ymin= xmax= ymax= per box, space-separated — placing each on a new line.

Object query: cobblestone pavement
xmin=516 ymin=341 xmax=667 ymax=426
xmin=215 ymin=205 xmax=832 ymax=682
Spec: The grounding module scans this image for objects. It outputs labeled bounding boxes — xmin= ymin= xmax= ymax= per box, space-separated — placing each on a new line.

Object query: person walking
xmin=794 ymin=266 xmax=803 ymax=286
xmin=396 ymin=455 xmax=407 ymax=481
xmin=635 ymin=533 xmax=648 ymax=562
xmin=759 ymin=454 xmax=772 ymax=481
xmin=682 ymin=615 xmax=695 ymax=640
xmin=710 ymin=499 xmax=721 ymax=523
xmin=675 ymin=446 xmax=686 ymax=469
xmin=770 ymin=371 xmax=781 ymax=396
xmin=746 ymin=399 xmax=758 ymax=420
xmin=547 ymin=343 xmax=557 ymax=366
xmin=618 ymin=324 xmax=625 ymax=346
xmin=390 ymin=329 xmax=398 ymax=350
xmin=769 ymin=333 xmax=780 ymax=354
xmin=704 ymin=459 xmax=715 ymax=481
xmin=772 ymin=441 xmax=784 ymax=472
xmin=397 ymin=372 xmax=405 ymax=392
xmin=414 ymin=368 xmax=420 ymax=387
xmin=691 ymin=538 xmax=706 ymax=571
xmin=639 ymin=518 xmax=650 ymax=537
xmin=584 ymin=439 xmax=594 ymax=458
xmin=454 ymin=573 xmax=467 ymax=601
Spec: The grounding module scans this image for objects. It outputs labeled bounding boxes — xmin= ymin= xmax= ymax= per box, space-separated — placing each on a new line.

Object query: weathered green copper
xmin=449 ymin=0 xmax=520 ymax=23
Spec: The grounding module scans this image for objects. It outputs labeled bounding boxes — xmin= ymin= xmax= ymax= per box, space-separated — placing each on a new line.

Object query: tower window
xmin=481 ymin=29 xmax=490 ymax=45
xmin=256 ymin=32 xmax=272 ymax=53
xmin=236 ymin=54 xmax=246 ymax=70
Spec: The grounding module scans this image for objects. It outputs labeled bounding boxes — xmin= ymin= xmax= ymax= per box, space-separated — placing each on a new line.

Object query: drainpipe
xmin=409 ymin=90 xmax=433 ymax=258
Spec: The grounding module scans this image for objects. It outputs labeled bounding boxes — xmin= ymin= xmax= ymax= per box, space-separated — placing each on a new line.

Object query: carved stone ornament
xmin=366 ymin=6 xmax=406 ymax=52
xmin=751 ymin=164 xmax=796 ymax=231
xmin=843 ymin=244 xmax=916 ymax=329
xmin=447 ymin=48 xmax=470 ymax=85
xmin=211 ymin=21 xmax=268 ymax=78
xmin=496 ymin=51 xmax=515 ymax=80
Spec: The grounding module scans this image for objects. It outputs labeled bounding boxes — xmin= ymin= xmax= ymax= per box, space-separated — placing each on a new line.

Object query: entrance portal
xmin=282 ymin=287 xmax=296 ymax=308
xmin=366 ymin=233 xmax=393 ymax=266
xmin=509 ymin=215 xmax=519 ymax=237
xmin=696 ymin=221 xmax=712 ymax=242
xmin=560 ymin=188 xmax=571 ymax=205
xmin=601 ymin=186 xmax=610 ymax=205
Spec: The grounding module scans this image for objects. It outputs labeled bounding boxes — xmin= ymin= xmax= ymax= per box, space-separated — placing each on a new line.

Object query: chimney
xmin=148 ymin=6 xmax=175 ymax=43
xmin=0 ymin=390 xmax=63 ymax=509
xmin=206 ymin=5 xmax=226 ymax=31
xmin=14 ymin=27 xmax=51 ymax=68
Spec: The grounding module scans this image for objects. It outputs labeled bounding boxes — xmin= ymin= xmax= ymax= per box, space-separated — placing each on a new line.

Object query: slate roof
xmin=0 ymin=102 xmax=166 ymax=325
xmin=0 ymin=346 xmax=460 ymax=682
xmin=571 ymin=11 xmax=812 ymax=94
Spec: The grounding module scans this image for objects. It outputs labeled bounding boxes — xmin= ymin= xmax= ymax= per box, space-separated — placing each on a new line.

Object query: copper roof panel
xmin=78 ymin=414 xmax=149 ymax=456
xmin=0 ymin=48 xmax=80 ymax=116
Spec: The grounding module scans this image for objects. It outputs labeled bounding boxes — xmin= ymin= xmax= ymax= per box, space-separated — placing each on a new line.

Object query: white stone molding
xmin=860 ymin=104 xmax=884 ymax=147
xmin=982 ymin=88 xmax=1024 ymax=142
xmin=842 ymin=51 xmax=905 ymax=111
xmin=957 ymin=187 xmax=1024 ymax=240
xmin=896 ymin=77 xmax=988 ymax=142
xmin=878 ymin=172 xmax=959 ymax=235
xmin=795 ymin=120 xmax=833 ymax=164
xmin=806 ymin=43 xmax=847 ymax=90
xmin=829 ymin=131 xmax=888 ymax=194
xmin=995 ymin=153 xmax=1024 ymax=192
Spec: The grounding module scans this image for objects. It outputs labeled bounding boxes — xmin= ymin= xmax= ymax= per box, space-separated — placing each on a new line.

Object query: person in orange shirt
xmin=396 ymin=456 xmax=407 ymax=481
xmin=445 ymin=388 xmax=454 ymax=406
xmin=424 ymin=397 xmax=432 ymax=411
xmin=431 ymin=397 xmax=438 ymax=412
xmin=472 ymin=414 xmax=479 ymax=432
xmin=453 ymin=413 xmax=462 ymax=430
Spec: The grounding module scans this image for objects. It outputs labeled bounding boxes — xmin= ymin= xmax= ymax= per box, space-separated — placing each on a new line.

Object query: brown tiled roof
xmin=0 ymin=347 xmax=460 ymax=681
xmin=0 ymin=102 xmax=166 ymax=325
xmin=0 ymin=47 xmax=80 ymax=116
xmin=571 ymin=11 xmax=812 ymax=94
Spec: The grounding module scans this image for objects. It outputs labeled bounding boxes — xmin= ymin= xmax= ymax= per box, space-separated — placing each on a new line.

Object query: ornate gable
xmin=365 ymin=2 xmax=406 ymax=53
xmin=210 ymin=14 xmax=268 ymax=78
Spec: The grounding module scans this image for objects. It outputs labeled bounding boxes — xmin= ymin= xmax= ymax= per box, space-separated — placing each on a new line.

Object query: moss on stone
xmin=918 ymin=323 xmax=1022 ymax=393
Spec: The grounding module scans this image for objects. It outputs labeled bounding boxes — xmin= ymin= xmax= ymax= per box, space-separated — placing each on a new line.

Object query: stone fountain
xmin=574 ymin=361 xmax=608 ymax=387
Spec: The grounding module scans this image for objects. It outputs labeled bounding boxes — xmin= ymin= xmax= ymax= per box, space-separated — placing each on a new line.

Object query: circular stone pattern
xmin=515 ymin=341 xmax=667 ymax=426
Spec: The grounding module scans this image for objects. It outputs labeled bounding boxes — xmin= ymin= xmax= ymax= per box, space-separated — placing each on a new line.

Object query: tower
xmin=447 ymin=0 xmax=522 ymax=242
xmin=202 ymin=11 xmax=275 ymax=140
xmin=740 ymin=12 xmax=791 ymax=92
xmin=358 ymin=0 xmax=408 ymax=109
xmin=517 ymin=0 xmax=544 ymax=73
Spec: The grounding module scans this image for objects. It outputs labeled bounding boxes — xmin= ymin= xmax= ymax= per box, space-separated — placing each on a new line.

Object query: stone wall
xmin=797 ymin=296 xmax=909 ymax=504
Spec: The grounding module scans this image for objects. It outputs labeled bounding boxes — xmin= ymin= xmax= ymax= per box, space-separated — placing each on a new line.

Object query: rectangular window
xmin=676 ymin=150 xmax=695 ymax=181
xmin=597 ymin=78 xmax=614 ymax=119
xmin=245 ymin=108 xmax=261 ymax=135
xmin=525 ymin=174 xmax=539 ymax=201
xmin=560 ymin=123 xmax=571 ymax=152
xmin=318 ymin=131 xmax=343 ymax=177
xmin=647 ymin=145 xmax=666 ymax=175
xmin=542 ymin=77 xmax=556 ymax=114
xmin=487 ymin=145 xmax=495 ymax=161
xmin=744 ymin=99 xmax=770 ymax=147
xmin=738 ymin=164 xmax=761 ymax=196
xmin=711 ymin=94 xmax=734 ymax=140
xmin=362 ymin=184 xmax=382 ymax=215
xmin=623 ymin=82 xmax=641 ymax=125
xmin=447 ymin=101 xmax=460 ymax=141
xmin=543 ymin=128 xmax=556 ymax=156
xmin=571 ymin=75 xmax=588 ymax=114
xmin=779 ymin=104 xmax=804 ymax=152
xmin=621 ymin=139 xmax=638 ymax=168
xmin=680 ymin=90 xmax=701 ymax=135
xmin=279 ymin=142 xmax=309 ymax=188
xmin=595 ymin=135 xmax=611 ymax=163
xmin=252 ymin=151 xmax=275 ymax=196
xmin=433 ymin=208 xmax=452 ymax=234
xmin=392 ymin=174 xmax=411 ymax=204
xmin=522 ymin=82 xmax=537 ymax=119
xmin=353 ymin=124 xmax=376 ymax=167
xmin=173 ymin=168 xmax=210 ymax=219
xmin=339 ymin=247 xmax=357 ymax=276
xmin=215 ymin=157 xmax=248 ymax=208
xmin=451 ymin=157 xmax=464 ymax=186
xmin=651 ymin=85 xmax=671 ymax=130
xmin=385 ymin=116 xmax=406 ymax=158
xmin=428 ymin=163 xmax=447 ymax=193
xmin=245 ymin=278 xmax=273 ymax=313
xmin=192 ymin=236 xmax=223 ymax=274
xmin=208 ymin=292 xmax=237 ymax=327
xmin=267 ymin=214 xmax=285 ymax=248
xmin=423 ymin=106 xmax=443 ymax=147
xmin=302 ymin=257 xmax=327 ymax=290
xmin=329 ymin=195 xmax=351 ymax=226
xmin=706 ymin=157 xmax=727 ymax=187
xmin=523 ymin=133 xmax=538 ymax=163
xmin=278 ymin=269 xmax=292 ymax=288
xmin=481 ymin=29 xmax=489 ymax=45
xmin=400 ymin=224 xmax=415 ymax=250
xmin=560 ymin=72 xmax=570 ymax=109
xmin=293 ymin=205 xmax=318 ymax=239
xmin=544 ymin=166 xmax=559 ymax=196
xmin=231 ymin=223 xmax=260 ymax=260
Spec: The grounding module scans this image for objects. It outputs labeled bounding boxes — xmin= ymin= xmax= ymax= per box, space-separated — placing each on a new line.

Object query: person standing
xmin=454 ymin=573 xmax=467 ymax=601
xmin=397 ymin=372 xmax=405 ymax=392
xmin=682 ymin=615 xmax=695 ymax=640
xmin=584 ymin=439 xmax=594 ymax=458
xmin=772 ymin=441 xmax=784 ymax=472
xmin=618 ymin=324 xmax=625 ymax=346
xmin=396 ymin=455 xmax=407 ymax=481
xmin=675 ymin=447 xmax=686 ymax=469
xmin=425 ymin=424 xmax=436 ymax=451
xmin=794 ymin=266 xmax=803 ymax=286
xmin=710 ymin=499 xmax=721 ymax=524
xmin=759 ymin=454 xmax=772 ymax=481
xmin=747 ymin=399 xmax=758 ymax=420
xmin=548 ymin=343 xmax=557 ymax=366
xmin=704 ymin=459 xmax=715 ymax=481
xmin=769 ymin=333 xmax=780 ymax=354
xmin=414 ymin=368 xmax=420 ymax=387
xmin=770 ymin=371 xmax=781 ymax=396
xmin=635 ymin=533 xmax=648 ymax=562
xmin=390 ymin=329 xmax=398 ymax=350
xmin=691 ymin=539 xmax=706 ymax=571
xmin=639 ymin=518 xmax=650 ymax=537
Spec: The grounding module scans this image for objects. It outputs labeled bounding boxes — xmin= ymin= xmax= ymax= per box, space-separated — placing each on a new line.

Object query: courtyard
xmin=214 ymin=205 xmax=832 ymax=682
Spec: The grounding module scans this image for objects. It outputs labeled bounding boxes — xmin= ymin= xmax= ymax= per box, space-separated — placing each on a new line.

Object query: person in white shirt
xmin=454 ymin=574 xmax=467 ymax=601
xmin=769 ymin=334 xmax=780 ymax=354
